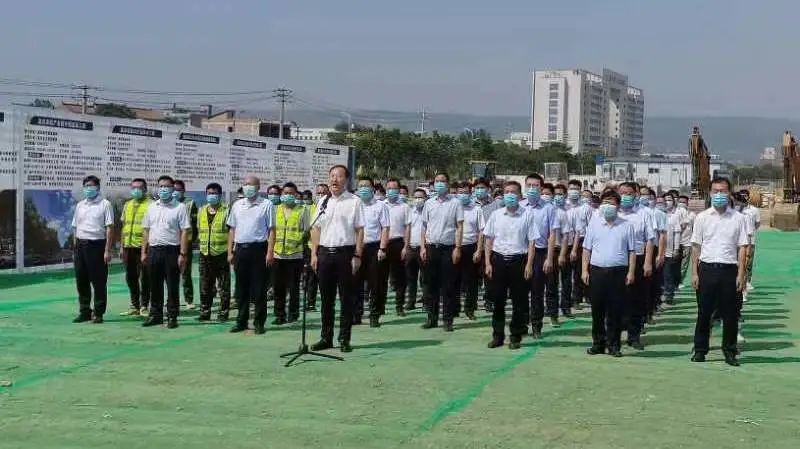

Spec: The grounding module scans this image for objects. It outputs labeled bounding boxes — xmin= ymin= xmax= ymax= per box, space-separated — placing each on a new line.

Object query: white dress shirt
xmin=386 ymin=200 xmax=409 ymax=240
xmin=664 ymin=209 xmax=684 ymax=258
xmin=407 ymin=206 xmax=425 ymax=248
xmin=72 ymin=196 xmax=114 ymax=240
xmin=566 ymin=202 xmax=588 ymax=239
xmin=313 ymin=191 xmax=365 ymax=247
xmin=142 ymin=200 xmax=190 ymax=246
xmin=362 ymin=199 xmax=390 ymax=244
xmin=617 ymin=208 xmax=655 ymax=256
xmin=422 ymin=195 xmax=464 ymax=246
xmin=690 ymin=207 xmax=749 ymax=264
xmin=461 ymin=204 xmax=484 ymax=246
xmin=679 ymin=209 xmax=696 ymax=247
xmin=742 ymin=205 xmax=761 ymax=245
xmin=483 ymin=206 xmax=540 ymax=256
xmin=554 ymin=207 xmax=572 ymax=246
xmin=226 ymin=196 xmax=275 ymax=244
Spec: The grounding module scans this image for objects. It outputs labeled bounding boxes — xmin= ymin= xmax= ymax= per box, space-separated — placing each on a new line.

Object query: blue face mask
xmin=172 ymin=190 xmax=184 ymax=201
xmin=711 ymin=192 xmax=728 ymax=208
xmin=158 ymin=186 xmax=173 ymax=201
xmin=457 ymin=193 xmax=471 ymax=205
xmin=620 ymin=194 xmax=635 ymax=209
xmin=540 ymin=194 xmax=553 ymax=204
xmin=567 ymin=190 xmax=580 ymax=201
xmin=580 ymin=197 xmax=590 ymax=206
xmin=357 ymin=186 xmax=373 ymax=201
xmin=386 ymin=188 xmax=399 ymax=201
xmin=398 ymin=194 xmax=408 ymax=203
xmin=434 ymin=181 xmax=448 ymax=194
xmin=242 ymin=185 xmax=258 ymax=199
xmin=280 ymin=194 xmax=296 ymax=205
xmin=130 ymin=188 xmax=144 ymax=200
xmin=474 ymin=187 xmax=488 ymax=199
xmin=83 ymin=185 xmax=99 ymax=199
xmin=268 ymin=194 xmax=281 ymax=205
xmin=206 ymin=193 xmax=220 ymax=205
xmin=639 ymin=197 xmax=651 ymax=207
xmin=526 ymin=186 xmax=540 ymax=201
xmin=554 ymin=194 xmax=565 ymax=207
xmin=503 ymin=193 xmax=519 ymax=208
xmin=600 ymin=203 xmax=618 ymax=220
xmin=656 ymin=203 xmax=666 ymax=212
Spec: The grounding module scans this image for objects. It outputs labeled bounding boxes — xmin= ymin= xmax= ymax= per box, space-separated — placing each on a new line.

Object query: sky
xmin=1 ymin=0 xmax=799 ymax=118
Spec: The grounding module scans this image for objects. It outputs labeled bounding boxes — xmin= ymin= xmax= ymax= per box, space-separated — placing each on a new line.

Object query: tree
xmin=95 ymin=103 xmax=136 ymax=119
xmin=28 ymin=98 xmax=55 ymax=109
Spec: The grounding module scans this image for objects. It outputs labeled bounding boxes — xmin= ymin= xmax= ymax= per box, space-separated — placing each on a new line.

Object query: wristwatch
xmin=353 ymin=254 xmax=362 ymax=258
xmin=180 ymin=252 xmax=187 ymax=257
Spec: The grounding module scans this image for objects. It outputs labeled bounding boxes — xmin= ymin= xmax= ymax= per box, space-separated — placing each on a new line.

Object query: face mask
xmin=268 ymin=194 xmax=281 ymax=205
xmin=503 ymin=193 xmax=519 ymax=208
xmin=580 ymin=197 xmax=590 ymax=206
xmin=434 ymin=181 xmax=448 ymax=194
xmin=386 ymin=188 xmax=399 ymax=201
xmin=206 ymin=193 xmax=220 ymax=205
xmin=639 ymin=197 xmax=651 ymax=207
xmin=158 ymin=186 xmax=173 ymax=201
xmin=665 ymin=200 xmax=674 ymax=209
xmin=567 ymin=190 xmax=580 ymax=201
xmin=414 ymin=198 xmax=425 ymax=208
xmin=357 ymin=186 xmax=373 ymax=201
xmin=554 ymin=194 xmax=565 ymax=207
xmin=678 ymin=202 xmax=687 ymax=209
xmin=540 ymin=194 xmax=553 ymax=204
xmin=711 ymin=192 xmax=728 ymax=208
xmin=280 ymin=194 xmax=296 ymax=205
xmin=172 ymin=190 xmax=184 ymax=201
xmin=130 ymin=188 xmax=144 ymax=200
xmin=600 ymin=203 xmax=618 ymax=220
xmin=375 ymin=194 xmax=385 ymax=201
xmin=398 ymin=194 xmax=408 ymax=203
xmin=304 ymin=199 xmax=313 ymax=205
xmin=83 ymin=185 xmax=99 ymax=199
xmin=474 ymin=187 xmax=488 ymax=199
xmin=620 ymin=194 xmax=634 ymax=209
xmin=655 ymin=203 xmax=666 ymax=212
xmin=457 ymin=193 xmax=471 ymax=205
xmin=526 ymin=186 xmax=540 ymax=201
xmin=242 ymin=185 xmax=258 ymax=199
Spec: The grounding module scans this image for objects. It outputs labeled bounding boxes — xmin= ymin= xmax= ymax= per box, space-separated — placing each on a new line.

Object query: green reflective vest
xmin=275 ymin=205 xmax=305 ymax=256
xmin=121 ymin=198 xmax=151 ymax=248
xmin=198 ymin=204 xmax=229 ymax=256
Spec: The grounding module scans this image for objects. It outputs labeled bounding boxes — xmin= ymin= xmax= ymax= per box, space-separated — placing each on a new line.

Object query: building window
xmin=549 ymin=108 xmax=558 ymax=116
xmin=548 ymin=116 xmax=558 ymax=124
xmin=549 ymin=91 xmax=559 ymax=99
xmin=549 ymin=83 xmax=559 ymax=91
xmin=549 ymin=99 xmax=558 ymax=107
xmin=648 ymin=168 xmax=659 ymax=174
xmin=548 ymin=132 xmax=557 ymax=140
xmin=548 ymin=125 xmax=558 ymax=132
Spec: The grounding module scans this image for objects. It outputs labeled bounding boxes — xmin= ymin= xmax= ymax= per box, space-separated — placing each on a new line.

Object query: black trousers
xmin=123 ymin=246 xmax=149 ymax=310
xmin=589 ymin=265 xmax=628 ymax=351
xmin=694 ymin=262 xmax=739 ymax=355
xmin=424 ymin=244 xmax=457 ymax=324
xmin=649 ymin=247 xmax=663 ymax=316
xmin=490 ymin=253 xmax=529 ymax=341
xmin=386 ymin=238 xmax=406 ymax=311
xmin=149 ymin=245 xmax=180 ymax=320
xmin=557 ymin=246 xmax=574 ymax=313
xmin=544 ymin=249 xmax=561 ymax=317
xmin=572 ymin=239 xmax=586 ymax=303
xmin=355 ymin=242 xmax=383 ymax=319
xmin=303 ymin=247 xmax=318 ymax=308
xmin=199 ymin=253 xmax=231 ymax=315
xmin=663 ymin=251 xmax=682 ymax=300
xmin=74 ymin=239 xmax=108 ymax=317
xmin=457 ymin=243 xmax=480 ymax=314
xmin=529 ymin=248 xmax=549 ymax=325
xmin=625 ymin=255 xmax=648 ymax=343
xmin=233 ymin=243 xmax=268 ymax=327
xmin=317 ymin=246 xmax=356 ymax=343
xmin=405 ymin=246 xmax=422 ymax=307
xmin=181 ymin=249 xmax=194 ymax=304
xmin=273 ymin=258 xmax=303 ymax=320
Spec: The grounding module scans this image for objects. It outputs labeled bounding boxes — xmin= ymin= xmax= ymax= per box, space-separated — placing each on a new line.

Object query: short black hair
xmin=329 ymin=164 xmax=350 ymax=178
xmin=267 ymin=184 xmax=281 ymax=193
xmin=711 ymin=177 xmax=732 ymax=191
xmin=358 ymin=177 xmax=374 ymax=186
xmin=554 ymin=183 xmax=567 ymax=193
xmin=157 ymin=175 xmax=174 ymax=185
xmin=619 ymin=181 xmax=636 ymax=191
xmin=503 ymin=180 xmax=522 ymax=194
xmin=525 ymin=173 xmax=544 ymax=184
xmin=302 ymin=189 xmax=313 ymax=196
xmin=282 ymin=182 xmax=298 ymax=192
xmin=456 ymin=181 xmax=471 ymax=190
xmin=601 ymin=190 xmax=620 ymax=205
xmin=131 ymin=178 xmax=147 ymax=189
xmin=174 ymin=179 xmax=185 ymax=189
xmin=739 ymin=189 xmax=750 ymax=196
xmin=567 ymin=179 xmax=582 ymax=188
xmin=386 ymin=178 xmax=400 ymax=187
xmin=399 ymin=185 xmax=409 ymax=193
xmin=542 ymin=182 xmax=554 ymax=194
xmin=591 ymin=195 xmax=601 ymax=204
xmin=206 ymin=182 xmax=223 ymax=193
xmin=678 ymin=195 xmax=689 ymax=201
xmin=413 ymin=188 xmax=426 ymax=196
xmin=434 ymin=172 xmax=450 ymax=182
xmin=374 ymin=183 xmax=385 ymax=194
xmin=83 ymin=175 xmax=100 ymax=186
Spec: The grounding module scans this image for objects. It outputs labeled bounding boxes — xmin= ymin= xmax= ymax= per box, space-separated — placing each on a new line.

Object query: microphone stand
xmin=280 ymin=196 xmax=344 ymax=367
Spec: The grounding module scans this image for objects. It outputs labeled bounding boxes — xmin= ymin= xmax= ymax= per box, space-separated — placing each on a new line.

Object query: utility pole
xmin=76 ymin=84 xmax=91 ymax=114
xmin=419 ymin=106 xmax=427 ymax=134
xmin=273 ymin=87 xmax=292 ymax=139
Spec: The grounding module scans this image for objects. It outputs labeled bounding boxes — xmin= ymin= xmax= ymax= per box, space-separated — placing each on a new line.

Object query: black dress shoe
xmin=287 ymin=315 xmax=299 ymax=323
xmin=465 ymin=311 xmax=476 ymax=321
xmin=397 ymin=309 xmax=406 ymax=317
xmin=531 ymin=329 xmax=542 ymax=339
xmin=217 ymin=312 xmax=229 ymax=322
xmin=352 ymin=317 xmax=363 ymax=325
xmin=562 ymin=310 xmax=575 ymax=319
xmin=167 ymin=318 xmax=179 ymax=329
xmin=72 ymin=314 xmax=92 ymax=323
xmin=197 ymin=313 xmax=211 ymax=322
xmin=586 ymin=346 xmax=605 ymax=355
xmin=443 ymin=321 xmax=454 ymax=332
xmin=691 ymin=352 xmax=706 ymax=362
xmin=311 ymin=340 xmax=333 ymax=351
xmin=724 ymin=352 xmax=740 ymax=367
xmin=628 ymin=340 xmax=645 ymax=351
xmin=340 ymin=342 xmax=353 ymax=353
xmin=487 ymin=338 xmax=504 ymax=349
xmin=254 ymin=324 xmax=266 ymax=335
xmin=92 ymin=315 xmax=104 ymax=324
xmin=508 ymin=340 xmax=521 ymax=350
xmin=405 ymin=302 xmax=416 ymax=311
xmin=421 ymin=321 xmax=437 ymax=329
xmin=271 ymin=317 xmax=286 ymax=326
xmin=608 ymin=349 xmax=623 ymax=358
xmin=229 ymin=324 xmax=247 ymax=333
xmin=369 ymin=317 xmax=381 ymax=328
xmin=142 ymin=317 xmax=164 ymax=327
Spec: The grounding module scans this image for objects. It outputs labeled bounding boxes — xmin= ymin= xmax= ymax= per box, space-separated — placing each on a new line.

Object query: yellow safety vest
xmin=198 ymin=204 xmax=229 ymax=256
xmin=275 ymin=205 xmax=305 ymax=256
xmin=121 ymin=198 xmax=151 ymax=248
xmin=306 ymin=203 xmax=317 ymax=249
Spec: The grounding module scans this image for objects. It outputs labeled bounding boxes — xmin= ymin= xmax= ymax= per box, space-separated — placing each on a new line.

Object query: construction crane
xmin=689 ymin=126 xmax=711 ymax=199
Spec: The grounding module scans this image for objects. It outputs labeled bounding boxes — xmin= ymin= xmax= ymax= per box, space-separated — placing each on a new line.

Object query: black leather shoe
xmin=724 ymin=352 xmax=740 ymax=367
xmin=369 ymin=317 xmax=381 ymax=328
xmin=352 ymin=317 xmax=363 ymax=325
xmin=142 ymin=317 xmax=164 ymax=327
xmin=421 ymin=321 xmax=437 ymax=329
xmin=550 ymin=317 xmax=561 ymax=328
xmin=628 ymin=340 xmax=645 ymax=351
xmin=340 ymin=342 xmax=353 ymax=353
xmin=443 ymin=321 xmax=454 ymax=332
xmin=92 ymin=315 xmax=104 ymax=324
xmin=405 ymin=302 xmax=416 ymax=311
xmin=311 ymin=340 xmax=333 ymax=351
xmin=287 ymin=315 xmax=299 ymax=323
xmin=73 ymin=314 xmax=92 ymax=323
xmin=397 ymin=309 xmax=406 ymax=317
xmin=218 ymin=311 xmax=229 ymax=322
xmin=465 ymin=311 xmax=476 ymax=321
xmin=691 ymin=352 xmax=706 ymax=362
xmin=586 ymin=346 xmax=605 ymax=355
xmin=508 ymin=340 xmax=521 ymax=350
xmin=271 ymin=317 xmax=286 ymax=325
xmin=531 ymin=328 xmax=543 ymax=339
xmin=254 ymin=324 xmax=266 ymax=335
xmin=229 ymin=324 xmax=247 ymax=333
xmin=562 ymin=310 xmax=575 ymax=319
xmin=197 ymin=313 xmax=211 ymax=322
xmin=608 ymin=348 xmax=623 ymax=358
xmin=167 ymin=318 xmax=179 ymax=329
xmin=487 ymin=338 xmax=504 ymax=349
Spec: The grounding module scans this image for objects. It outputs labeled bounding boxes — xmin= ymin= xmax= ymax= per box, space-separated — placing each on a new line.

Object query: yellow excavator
xmin=689 ymin=126 xmax=711 ymax=199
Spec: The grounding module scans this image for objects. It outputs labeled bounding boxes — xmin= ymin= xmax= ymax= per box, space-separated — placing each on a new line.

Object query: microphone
xmin=320 ymin=195 xmax=331 ymax=213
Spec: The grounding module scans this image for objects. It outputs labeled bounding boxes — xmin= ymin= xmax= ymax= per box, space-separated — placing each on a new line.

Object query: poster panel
xmin=0 ymin=110 xmax=16 ymax=269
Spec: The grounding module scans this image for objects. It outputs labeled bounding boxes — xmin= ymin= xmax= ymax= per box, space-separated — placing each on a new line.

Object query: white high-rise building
xmin=530 ymin=68 xmax=644 ymax=156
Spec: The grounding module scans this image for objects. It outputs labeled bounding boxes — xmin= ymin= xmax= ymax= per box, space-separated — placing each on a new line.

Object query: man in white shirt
xmin=677 ymin=195 xmax=696 ymax=287
xmin=384 ymin=178 xmax=411 ymax=317
xmin=403 ymin=188 xmax=427 ymax=311
xmin=739 ymin=189 xmax=761 ymax=291
xmin=455 ymin=181 xmax=484 ymax=320
xmin=226 ymin=175 xmax=276 ymax=335
xmin=690 ymin=177 xmax=749 ymax=366
xmin=310 ymin=165 xmax=366 ymax=353
xmin=473 ymin=178 xmax=500 ymax=313
xmin=354 ymin=177 xmax=390 ymax=328
xmin=566 ymin=180 xmax=589 ymax=309
xmin=141 ymin=175 xmax=191 ymax=329
xmin=662 ymin=192 xmax=687 ymax=305
xmin=71 ymin=175 xmax=114 ymax=324
xmin=640 ymin=186 xmax=666 ymax=324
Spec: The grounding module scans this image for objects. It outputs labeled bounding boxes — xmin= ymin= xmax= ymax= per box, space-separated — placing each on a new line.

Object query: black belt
xmin=150 ymin=245 xmax=179 ymax=250
xmin=320 ymin=245 xmax=355 ymax=254
xmin=492 ymin=252 xmax=525 ymax=262
xmin=237 ymin=242 xmax=266 ymax=249
xmin=590 ymin=265 xmax=627 ymax=272
xmin=76 ymin=239 xmax=105 ymax=244
xmin=389 ymin=237 xmax=403 ymax=243
xmin=699 ymin=262 xmax=737 ymax=269
xmin=427 ymin=243 xmax=454 ymax=249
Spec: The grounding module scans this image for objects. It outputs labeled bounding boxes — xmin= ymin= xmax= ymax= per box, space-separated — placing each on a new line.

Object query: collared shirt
xmin=690 ymin=207 xmax=749 ymax=264
xmin=664 ymin=209 xmax=684 ymax=257
xmin=362 ymin=199 xmax=390 ymax=244
xmin=679 ymin=209 xmax=696 ymax=247
xmin=477 ymin=198 xmax=502 ymax=224
xmin=71 ymin=196 xmax=114 ymax=240
xmin=617 ymin=207 xmax=655 ymax=256
xmin=385 ymin=200 xmax=409 ymax=240
xmin=742 ymin=205 xmax=761 ymax=244
xmin=142 ymin=200 xmax=190 ymax=246
xmin=555 ymin=207 xmax=572 ymax=246
xmin=422 ymin=195 xmax=464 ymax=245
xmin=226 ymin=196 xmax=274 ymax=244
xmin=520 ymin=199 xmax=559 ymax=249
xmin=583 ymin=216 xmax=636 ymax=268
xmin=739 ymin=206 xmax=756 ymax=245
xmin=313 ymin=191 xmax=365 ymax=247
xmin=566 ymin=201 xmax=588 ymax=238
xmin=461 ymin=204 xmax=484 ymax=245
xmin=407 ymin=206 xmax=425 ymax=247
xmin=483 ymin=206 xmax=540 ymax=256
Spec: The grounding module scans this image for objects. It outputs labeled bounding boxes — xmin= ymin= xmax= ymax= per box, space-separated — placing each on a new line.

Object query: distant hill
xmin=260 ymin=108 xmax=796 ymax=163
